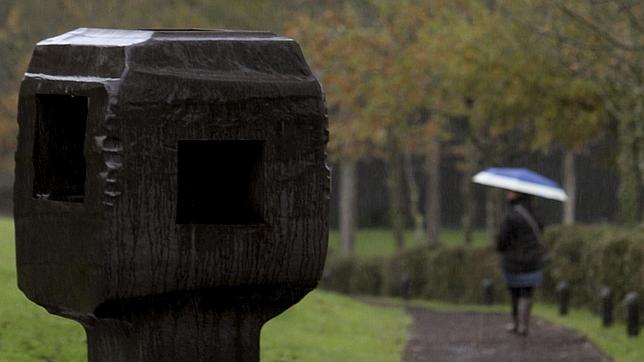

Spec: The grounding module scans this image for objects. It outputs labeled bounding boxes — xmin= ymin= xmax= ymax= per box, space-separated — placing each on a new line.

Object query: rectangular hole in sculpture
xmin=32 ymin=94 xmax=88 ymax=203
xmin=176 ymin=140 xmax=264 ymax=224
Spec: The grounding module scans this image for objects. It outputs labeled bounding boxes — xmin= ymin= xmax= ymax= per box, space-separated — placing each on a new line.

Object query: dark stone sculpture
xmin=14 ymin=28 xmax=329 ymax=362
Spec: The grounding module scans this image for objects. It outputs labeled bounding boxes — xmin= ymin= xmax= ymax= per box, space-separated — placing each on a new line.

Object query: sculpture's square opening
xmin=32 ymin=94 xmax=88 ymax=203
xmin=177 ymin=140 xmax=264 ymax=224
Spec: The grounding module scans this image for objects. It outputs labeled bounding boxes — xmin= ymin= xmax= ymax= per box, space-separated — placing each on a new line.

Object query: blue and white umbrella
xmin=473 ymin=167 xmax=568 ymax=202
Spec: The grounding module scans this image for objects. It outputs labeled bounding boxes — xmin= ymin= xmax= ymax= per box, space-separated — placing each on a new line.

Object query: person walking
xmin=496 ymin=191 xmax=546 ymax=336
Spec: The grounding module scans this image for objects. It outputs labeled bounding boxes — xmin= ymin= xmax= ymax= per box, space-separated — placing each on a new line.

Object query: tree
xmin=289 ymin=1 xmax=446 ymax=253
xmin=286 ymin=7 xmax=382 ymax=256
xmin=422 ymin=1 xmax=606 ymax=236
xmin=289 ymin=0 xmax=608 ymax=250
xmin=529 ymin=0 xmax=643 ymax=223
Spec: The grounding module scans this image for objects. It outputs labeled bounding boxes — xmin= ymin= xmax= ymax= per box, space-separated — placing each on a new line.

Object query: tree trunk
xmin=386 ymin=128 xmax=406 ymax=252
xmin=562 ymin=150 xmax=576 ymax=225
xmin=425 ymin=138 xmax=441 ymax=245
xmin=616 ymin=117 xmax=642 ymax=224
xmin=339 ymin=160 xmax=357 ymax=257
xmin=462 ymin=134 xmax=477 ymax=244
xmin=485 ymin=188 xmax=502 ymax=244
xmin=404 ymin=152 xmax=425 ymax=245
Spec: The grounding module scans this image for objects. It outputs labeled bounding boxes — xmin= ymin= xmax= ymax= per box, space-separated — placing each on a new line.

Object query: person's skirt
xmin=503 ymin=269 xmax=543 ymax=288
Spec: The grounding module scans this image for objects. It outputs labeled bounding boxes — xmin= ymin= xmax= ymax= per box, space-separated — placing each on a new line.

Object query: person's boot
xmin=504 ymin=318 xmax=517 ymax=333
xmin=505 ymin=305 xmax=518 ymax=333
xmin=516 ymin=297 xmax=532 ymax=336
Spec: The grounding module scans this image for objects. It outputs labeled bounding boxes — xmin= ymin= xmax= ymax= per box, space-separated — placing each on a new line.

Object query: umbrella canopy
xmin=473 ymin=167 xmax=568 ymax=202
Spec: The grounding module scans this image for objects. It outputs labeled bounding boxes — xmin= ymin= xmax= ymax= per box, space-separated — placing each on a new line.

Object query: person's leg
xmin=507 ymin=287 xmax=520 ymax=332
xmin=517 ymin=287 xmax=534 ymax=336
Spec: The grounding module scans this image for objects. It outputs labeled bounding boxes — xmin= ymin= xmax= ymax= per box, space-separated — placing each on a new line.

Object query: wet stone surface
xmin=404 ymin=307 xmax=610 ymax=362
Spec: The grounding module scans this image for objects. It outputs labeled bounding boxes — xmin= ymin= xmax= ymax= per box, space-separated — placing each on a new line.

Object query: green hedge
xmin=542 ymin=224 xmax=644 ymax=318
xmin=321 ymin=224 xmax=644 ymax=319
xmin=320 ymin=244 xmax=507 ymax=304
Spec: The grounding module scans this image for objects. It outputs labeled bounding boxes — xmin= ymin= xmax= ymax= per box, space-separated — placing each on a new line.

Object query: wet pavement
xmin=404 ymin=307 xmax=610 ymax=362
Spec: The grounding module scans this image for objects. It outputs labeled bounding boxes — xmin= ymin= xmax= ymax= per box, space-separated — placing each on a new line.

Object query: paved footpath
xmin=404 ymin=307 xmax=610 ymax=362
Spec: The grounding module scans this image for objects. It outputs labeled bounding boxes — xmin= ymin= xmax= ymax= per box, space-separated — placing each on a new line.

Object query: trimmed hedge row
xmin=321 ymin=244 xmax=507 ymax=304
xmin=542 ymin=224 xmax=644 ymax=317
xmin=321 ymin=224 xmax=644 ymax=318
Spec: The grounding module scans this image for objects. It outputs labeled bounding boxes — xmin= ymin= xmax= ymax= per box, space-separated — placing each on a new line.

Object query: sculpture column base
xmin=82 ymin=289 xmax=302 ymax=362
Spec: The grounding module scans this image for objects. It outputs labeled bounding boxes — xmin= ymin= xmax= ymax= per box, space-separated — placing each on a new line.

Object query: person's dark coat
xmin=496 ymin=197 xmax=545 ymax=273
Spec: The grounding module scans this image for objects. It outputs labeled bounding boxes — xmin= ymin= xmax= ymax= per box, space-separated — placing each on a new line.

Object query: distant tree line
xmin=287 ymin=0 xmax=643 ymax=255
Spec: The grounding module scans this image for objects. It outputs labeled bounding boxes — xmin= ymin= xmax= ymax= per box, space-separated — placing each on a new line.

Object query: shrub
xmin=320 ymin=257 xmax=355 ymax=294
xmin=323 ymin=244 xmax=505 ymax=304
xmin=350 ymin=257 xmax=385 ymax=295
xmin=541 ymin=224 xmax=644 ymax=318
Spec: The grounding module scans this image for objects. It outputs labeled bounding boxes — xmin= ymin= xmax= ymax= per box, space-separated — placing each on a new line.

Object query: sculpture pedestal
xmin=84 ymin=289 xmax=302 ymax=362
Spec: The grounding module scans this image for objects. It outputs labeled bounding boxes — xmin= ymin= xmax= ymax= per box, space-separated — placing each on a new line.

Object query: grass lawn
xmin=328 ymin=228 xmax=488 ymax=258
xmin=262 ymin=291 xmax=409 ymax=362
xmin=0 ymin=218 xmax=86 ymax=362
xmin=534 ymin=303 xmax=643 ymax=362
xmin=0 ymin=218 xmax=409 ymax=362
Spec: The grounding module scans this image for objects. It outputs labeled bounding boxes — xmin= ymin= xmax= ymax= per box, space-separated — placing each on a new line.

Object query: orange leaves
xmin=286 ymin=7 xmax=393 ymax=159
